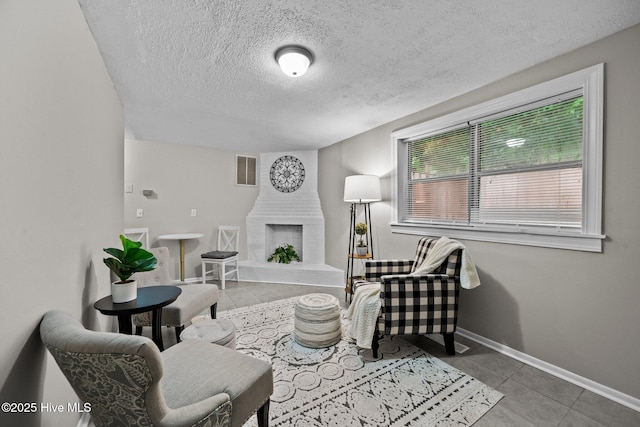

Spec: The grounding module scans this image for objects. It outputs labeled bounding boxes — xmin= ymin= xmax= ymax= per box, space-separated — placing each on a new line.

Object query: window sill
xmin=390 ymin=222 xmax=604 ymax=252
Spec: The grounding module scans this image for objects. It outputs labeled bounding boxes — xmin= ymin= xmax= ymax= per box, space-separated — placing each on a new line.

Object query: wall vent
xmin=236 ymin=155 xmax=257 ymax=186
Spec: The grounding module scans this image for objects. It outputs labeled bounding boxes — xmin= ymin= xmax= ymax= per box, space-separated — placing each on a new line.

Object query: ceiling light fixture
xmin=275 ymin=46 xmax=312 ymax=77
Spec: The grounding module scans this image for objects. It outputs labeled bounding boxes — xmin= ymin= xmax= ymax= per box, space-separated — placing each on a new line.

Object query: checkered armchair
xmin=355 ymin=237 xmax=463 ymax=357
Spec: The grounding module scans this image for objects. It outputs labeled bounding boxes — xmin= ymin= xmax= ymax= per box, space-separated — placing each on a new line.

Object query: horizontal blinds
xmin=476 ymin=97 xmax=584 ymax=227
xmin=406 ymin=127 xmax=470 ymax=222
xmin=403 ymin=96 xmax=584 ymax=228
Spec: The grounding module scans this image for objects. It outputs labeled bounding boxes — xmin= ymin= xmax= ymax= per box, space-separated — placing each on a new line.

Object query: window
xmin=236 ymin=155 xmax=257 ymax=186
xmin=392 ymin=64 xmax=604 ymax=252
xmin=408 ymin=126 xmax=470 ymax=222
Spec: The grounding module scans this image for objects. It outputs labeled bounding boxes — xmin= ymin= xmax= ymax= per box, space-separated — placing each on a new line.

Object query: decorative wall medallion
xmin=270 ymin=155 xmax=305 ymax=193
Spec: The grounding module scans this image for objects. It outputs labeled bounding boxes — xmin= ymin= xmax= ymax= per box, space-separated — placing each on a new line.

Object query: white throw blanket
xmin=411 ymin=236 xmax=481 ymax=289
xmin=346 ymin=283 xmax=381 ymax=349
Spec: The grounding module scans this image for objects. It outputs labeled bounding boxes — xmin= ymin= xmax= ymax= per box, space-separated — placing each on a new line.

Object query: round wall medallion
xmin=270 ymin=155 xmax=305 ymax=193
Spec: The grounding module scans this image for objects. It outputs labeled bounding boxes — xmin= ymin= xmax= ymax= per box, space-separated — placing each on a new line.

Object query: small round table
xmin=94 ymin=286 xmax=181 ymax=351
xmin=159 ymin=233 xmax=204 ymax=281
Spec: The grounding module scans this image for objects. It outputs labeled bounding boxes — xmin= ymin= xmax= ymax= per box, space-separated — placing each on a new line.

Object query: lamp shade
xmin=344 ymin=175 xmax=381 ymax=203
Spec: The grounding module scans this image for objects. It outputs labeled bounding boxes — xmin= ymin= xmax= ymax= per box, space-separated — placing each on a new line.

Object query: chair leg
xmin=372 ymin=333 xmax=380 ymax=359
xmin=175 ymin=326 xmax=184 ymax=343
xmin=210 ymin=303 xmax=217 ymax=319
xmin=257 ymin=398 xmax=270 ymax=427
xmin=135 ymin=326 xmax=143 ymax=336
xmin=443 ymin=332 xmax=456 ymax=355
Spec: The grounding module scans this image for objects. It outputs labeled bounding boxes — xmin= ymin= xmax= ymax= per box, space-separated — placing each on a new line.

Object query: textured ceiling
xmin=78 ymin=0 xmax=640 ymax=152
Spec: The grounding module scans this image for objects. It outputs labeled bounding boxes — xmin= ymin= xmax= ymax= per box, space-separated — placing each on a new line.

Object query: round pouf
xmin=180 ymin=319 xmax=236 ymax=349
xmin=294 ymin=293 xmax=342 ymax=348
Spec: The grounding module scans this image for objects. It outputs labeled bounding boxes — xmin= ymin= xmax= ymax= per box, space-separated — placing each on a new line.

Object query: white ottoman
xmin=294 ymin=293 xmax=342 ymax=348
xmin=180 ymin=319 xmax=236 ymax=349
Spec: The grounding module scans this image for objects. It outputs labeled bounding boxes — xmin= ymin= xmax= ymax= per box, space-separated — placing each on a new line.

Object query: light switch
xmin=125 ymin=183 xmax=133 ymax=193
xmin=191 ymin=209 xmax=197 ymax=217
xmin=136 ymin=209 xmax=143 ymax=218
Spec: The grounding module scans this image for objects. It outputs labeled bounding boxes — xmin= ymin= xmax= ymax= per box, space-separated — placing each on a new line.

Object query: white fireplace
xmin=239 ymin=150 xmax=343 ymax=286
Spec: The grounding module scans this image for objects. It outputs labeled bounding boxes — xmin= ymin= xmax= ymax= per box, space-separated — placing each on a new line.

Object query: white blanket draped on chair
xmin=346 ymin=283 xmax=381 ymax=349
xmin=411 ymin=236 xmax=481 ymax=289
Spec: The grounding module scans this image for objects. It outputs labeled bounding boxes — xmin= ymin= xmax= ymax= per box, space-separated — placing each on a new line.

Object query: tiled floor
xmin=159 ymin=280 xmax=640 ymax=427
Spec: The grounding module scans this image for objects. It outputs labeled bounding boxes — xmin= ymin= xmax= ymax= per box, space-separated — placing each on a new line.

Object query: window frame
xmin=391 ymin=64 xmax=604 ymax=252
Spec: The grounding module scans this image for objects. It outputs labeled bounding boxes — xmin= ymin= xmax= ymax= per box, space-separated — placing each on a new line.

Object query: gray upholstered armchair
xmin=40 ymin=310 xmax=273 ymax=427
xmin=132 ymin=247 xmax=219 ymax=343
xmin=353 ymin=237 xmax=465 ymax=358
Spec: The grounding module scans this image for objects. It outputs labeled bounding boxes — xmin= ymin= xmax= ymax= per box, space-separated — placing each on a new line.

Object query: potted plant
xmin=354 ymin=222 xmax=368 ymax=256
xmin=267 ymin=243 xmax=300 ymax=264
xmin=103 ymin=235 xmax=157 ymax=303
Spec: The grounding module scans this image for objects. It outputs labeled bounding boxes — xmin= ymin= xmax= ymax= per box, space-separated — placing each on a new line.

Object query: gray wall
xmin=124 ymin=139 xmax=259 ymax=279
xmin=319 ymin=24 xmax=640 ymax=400
xmin=0 ymin=1 xmax=124 ymax=426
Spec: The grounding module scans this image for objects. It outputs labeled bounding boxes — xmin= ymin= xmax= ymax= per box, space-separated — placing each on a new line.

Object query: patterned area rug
xmin=218 ymin=297 xmax=502 ymax=426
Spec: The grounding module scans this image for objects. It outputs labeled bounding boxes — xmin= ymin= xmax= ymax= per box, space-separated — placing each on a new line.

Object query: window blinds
xmin=407 ymin=127 xmax=470 ymax=222
xmin=476 ymin=97 xmax=583 ymax=227
xmin=405 ymin=95 xmax=584 ymax=229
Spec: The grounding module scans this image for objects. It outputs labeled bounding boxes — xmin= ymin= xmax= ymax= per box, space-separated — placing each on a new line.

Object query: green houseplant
xmin=103 ymin=235 xmax=157 ymax=303
xmin=354 ymin=222 xmax=368 ymax=256
xmin=267 ymin=243 xmax=300 ymax=264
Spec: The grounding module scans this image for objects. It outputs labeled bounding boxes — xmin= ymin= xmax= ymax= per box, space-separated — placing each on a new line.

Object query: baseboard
xmin=456 ymin=328 xmax=640 ymax=412
xmin=426 ymin=334 xmax=470 ymax=354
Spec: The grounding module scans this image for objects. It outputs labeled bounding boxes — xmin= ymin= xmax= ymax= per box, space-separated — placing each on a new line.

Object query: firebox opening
xmin=265 ymin=224 xmax=303 ymax=262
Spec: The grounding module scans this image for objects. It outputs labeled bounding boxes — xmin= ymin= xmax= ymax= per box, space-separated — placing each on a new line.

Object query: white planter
xmin=111 ymin=280 xmax=137 ymax=303
xmin=356 ymin=246 xmax=368 ymax=256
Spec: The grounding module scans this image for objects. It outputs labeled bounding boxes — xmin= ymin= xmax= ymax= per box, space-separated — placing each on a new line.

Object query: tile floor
xmin=158 ymin=280 xmax=640 ymax=427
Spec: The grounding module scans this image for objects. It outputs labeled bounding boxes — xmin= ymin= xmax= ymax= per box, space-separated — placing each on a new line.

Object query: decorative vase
xmin=111 ymin=280 xmax=137 ymax=303
xmin=356 ymin=246 xmax=368 ymax=256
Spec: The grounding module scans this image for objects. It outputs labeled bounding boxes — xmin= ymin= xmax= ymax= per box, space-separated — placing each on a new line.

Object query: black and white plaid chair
xmin=353 ymin=237 xmax=463 ymax=358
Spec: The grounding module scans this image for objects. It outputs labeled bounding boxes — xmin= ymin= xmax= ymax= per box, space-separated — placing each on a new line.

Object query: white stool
xmin=294 ymin=293 xmax=342 ymax=348
xmin=180 ymin=319 xmax=236 ymax=349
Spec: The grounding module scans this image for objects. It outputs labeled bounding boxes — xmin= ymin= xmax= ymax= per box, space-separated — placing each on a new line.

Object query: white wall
xmin=319 ymin=24 xmax=640 ymax=401
xmin=124 ymin=139 xmax=259 ymax=279
xmin=0 ymin=1 xmax=124 ymax=425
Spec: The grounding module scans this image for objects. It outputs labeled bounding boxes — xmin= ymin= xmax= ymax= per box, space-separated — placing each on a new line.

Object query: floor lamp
xmin=344 ymin=174 xmax=381 ymax=301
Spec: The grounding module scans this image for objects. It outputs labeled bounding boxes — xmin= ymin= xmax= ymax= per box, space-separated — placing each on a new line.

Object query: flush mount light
xmin=275 ymin=46 xmax=312 ymax=77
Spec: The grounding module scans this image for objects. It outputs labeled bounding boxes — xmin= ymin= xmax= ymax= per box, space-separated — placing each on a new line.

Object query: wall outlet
xmin=191 ymin=209 xmax=197 ymax=217
xmin=136 ymin=209 xmax=143 ymax=218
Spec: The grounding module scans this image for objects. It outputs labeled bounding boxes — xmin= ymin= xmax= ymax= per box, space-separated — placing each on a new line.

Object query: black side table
xmin=94 ymin=286 xmax=181 ymax=351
